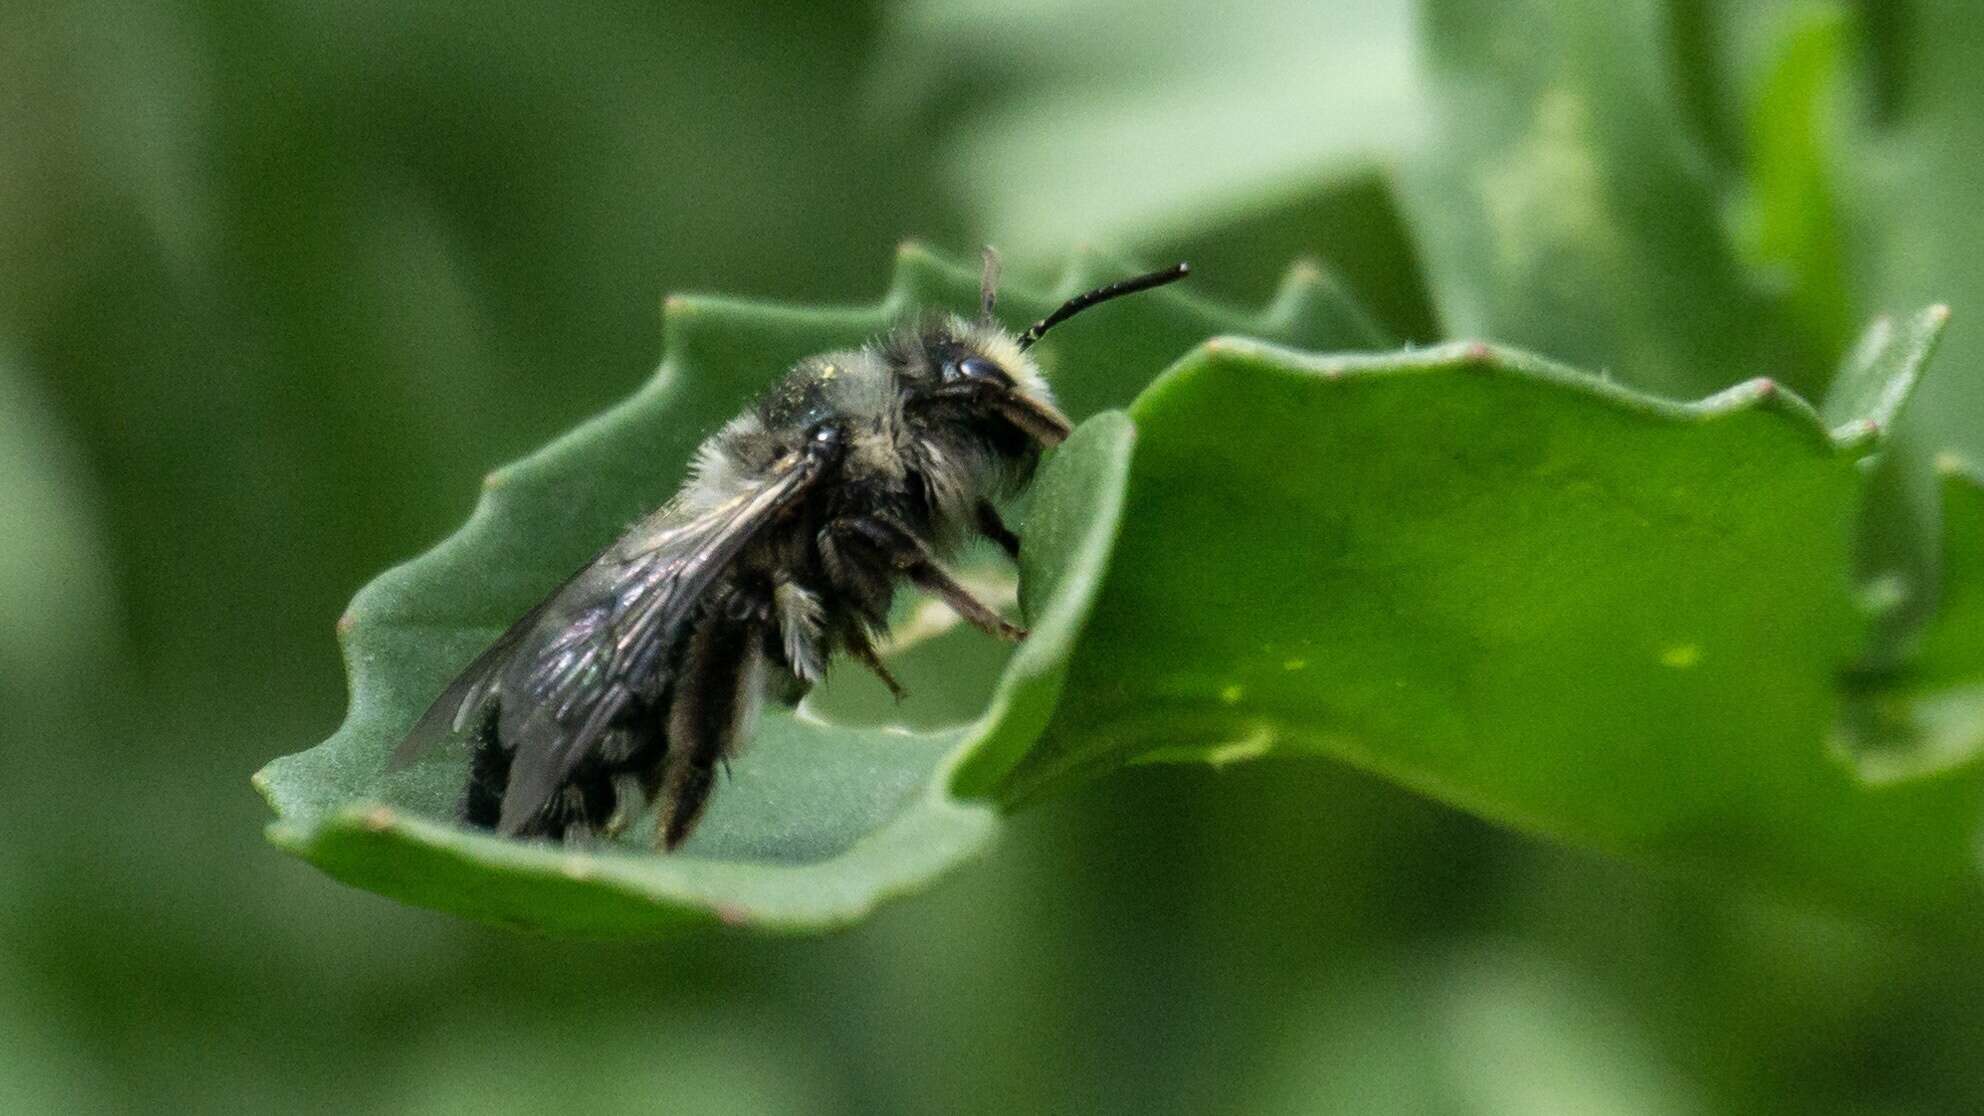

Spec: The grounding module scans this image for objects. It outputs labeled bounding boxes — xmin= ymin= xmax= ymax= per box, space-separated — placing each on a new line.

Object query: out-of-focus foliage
xmin=12 ymin=1 xmax=1984 ymax=1113
xmin=877 ymin=0 xmax=1441 ymax=345
xmin=0 ymin=354 xmax=115 ymax=716
xmin=873 ymin=0 xmax=1421 ymax=258
xmin=1399 ymin=0 xmax=1819 ymax=399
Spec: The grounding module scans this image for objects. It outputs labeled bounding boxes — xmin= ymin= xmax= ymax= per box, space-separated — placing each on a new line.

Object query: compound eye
xmin=946 ymin=355 xmax=1005 ymax=384
xmin=807 ymin=422 xmax=844 ymax=454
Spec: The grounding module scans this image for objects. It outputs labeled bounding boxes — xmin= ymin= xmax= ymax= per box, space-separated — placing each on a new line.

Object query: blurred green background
xmin=7 ymin=0 xmax=1984 ymax=1112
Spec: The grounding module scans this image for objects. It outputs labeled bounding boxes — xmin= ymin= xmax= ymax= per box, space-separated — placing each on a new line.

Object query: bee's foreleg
xmin=905 ymin=559 xmax=1026 ymax=643
xmin=830 ymin=514 xmax=1028 ymax=643
xmin=975 ymin=500 xmax=1021 ymax=561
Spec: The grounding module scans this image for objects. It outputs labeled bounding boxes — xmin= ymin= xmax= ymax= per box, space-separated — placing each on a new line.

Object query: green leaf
xmin=1915 ymin=460 xmax=1984 ymax=688
xmin=1835 ymin=459 xmax=1984 ymax=787
xmin=0 ymin=354 xmax=116 ymax=717
xmin=1143 ymin=169 xmax=1438 ymax=345
xmin=1399 ymin=0 xmax=1820 ymax=399
xmin=1004 ymin=330 xmax=1984 ymax=922
xmin=1830 ymin=306 xmax=1953 ymax=671
xmin=1852 ymin=0 xmax=1984 ymax=469
xmin=1834 ymin=0 xmax=1984 ymax=785
xmin=255 ymin=245 xmax=1373 ymax=935
xmin=1738 ymin=3 xmax=1857 ymax=364
xmin=1820 ymin=303 xmax=1948 ymax=439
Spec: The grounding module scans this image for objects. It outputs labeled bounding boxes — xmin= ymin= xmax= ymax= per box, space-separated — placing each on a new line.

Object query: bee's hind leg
xmin=459 ymin=707 xmax=510 ymax=830
xmin=655 ymin=608 xmax=766 ymax=850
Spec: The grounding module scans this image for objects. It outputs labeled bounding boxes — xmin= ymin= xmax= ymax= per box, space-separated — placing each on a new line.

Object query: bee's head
xmin=901 ymin=251 xmax=1190 ymax=451
xmin=910 ymin=319 xmax=1072 ymax=447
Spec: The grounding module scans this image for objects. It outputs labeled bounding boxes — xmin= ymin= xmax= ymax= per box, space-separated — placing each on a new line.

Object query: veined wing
xmin=491 ymin=437 xmax=838 ymax=833
xmin=390 ymin=550 xmax=602 ymax=770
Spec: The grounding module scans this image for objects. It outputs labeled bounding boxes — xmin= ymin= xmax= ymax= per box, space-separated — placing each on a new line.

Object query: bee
xmin=393 ymin=251 xmax=1189 ymax=849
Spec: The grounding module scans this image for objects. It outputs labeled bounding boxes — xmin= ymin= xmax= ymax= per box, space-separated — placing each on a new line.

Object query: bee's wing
xmin=389 ymin=550 xmax=604 ymax=770
xmin=490 ymin=444 xmax=834 ymax=834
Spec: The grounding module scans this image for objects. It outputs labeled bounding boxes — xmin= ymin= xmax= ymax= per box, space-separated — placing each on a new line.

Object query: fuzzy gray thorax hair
xmin=675 ymin=317 xmax=1054 ymax=552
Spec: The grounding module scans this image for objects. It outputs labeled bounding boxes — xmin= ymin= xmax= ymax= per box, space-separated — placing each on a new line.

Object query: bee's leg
xmin=655 ymin=611 xmax=765 ymax=851
xmin=557 ymin=785 xmax=597 ymax=847
xmin=771 ymin=578 xmax=828 ymax=685
xmin=843 ymin=622 xmax=907 ymax=702
xmin=975 ymin=501 xmax=1021 ymax=560
xmin=908 ymin=560 xmax=1027 ymax=643
xmin=600 ymin=772 xmax=648 ymax=840
xmin=459 ymin=705 xmax=511 ymax=830
xmin=766 ymin=658 xmax=814 ymax=707
xmin=832 ymin=514 xmax=1027 ymax=643
xmin=817 ymin=521 xmax=896 ymax=627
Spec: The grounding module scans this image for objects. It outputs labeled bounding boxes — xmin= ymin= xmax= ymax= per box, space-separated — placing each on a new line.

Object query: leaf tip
xmin=265 ymin=821 xmax=307 ymax=851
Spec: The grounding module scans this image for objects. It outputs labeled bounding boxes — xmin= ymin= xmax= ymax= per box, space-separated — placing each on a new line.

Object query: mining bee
xmin=394 ymin=251 xmax=1189 ymax=849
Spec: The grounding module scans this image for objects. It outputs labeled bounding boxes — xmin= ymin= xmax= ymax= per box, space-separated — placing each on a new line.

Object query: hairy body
xmin=396 ymin=255 xmax=1186 ymax=849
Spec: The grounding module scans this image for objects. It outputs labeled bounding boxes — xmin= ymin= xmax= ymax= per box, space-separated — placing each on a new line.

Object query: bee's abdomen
xmin=464 ymin=631 xmax=694 ymax=841
xmin=461 ymin=581 xmax=771 ymax=847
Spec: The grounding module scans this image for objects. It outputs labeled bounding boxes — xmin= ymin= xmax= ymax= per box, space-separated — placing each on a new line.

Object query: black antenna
xmin=1017 ymin=262 xmax=1190 ymax=351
